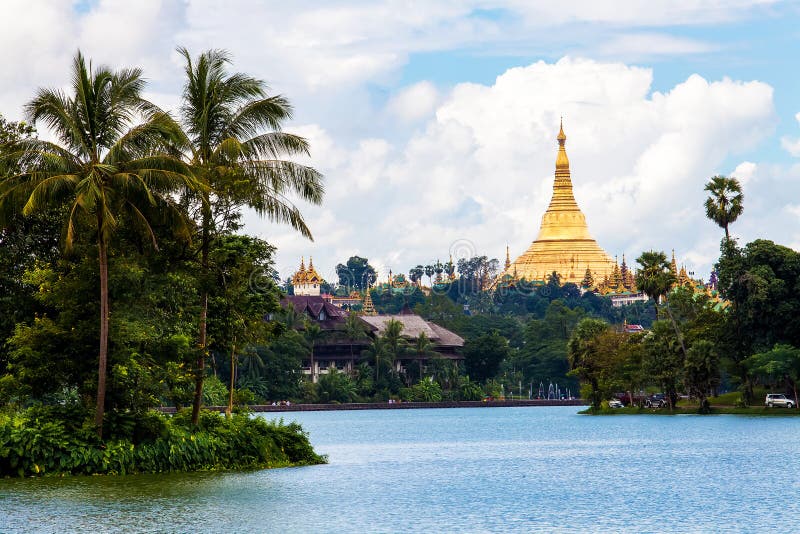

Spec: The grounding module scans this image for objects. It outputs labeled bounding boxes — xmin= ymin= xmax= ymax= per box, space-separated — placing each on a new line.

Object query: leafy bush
xmin=202 ymin=376 xmax=229 ymax=406
xmin=0 ymin=406 xmax=325 ymax=477
xmin=316 ymin=368 xmax=357 ymax=403
xmin=402 ymin=377 xmax=443 ymax=402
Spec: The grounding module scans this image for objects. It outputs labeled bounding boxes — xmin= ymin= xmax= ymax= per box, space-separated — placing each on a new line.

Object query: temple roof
xmin=281 ymin=295 xmax=346 ymax=329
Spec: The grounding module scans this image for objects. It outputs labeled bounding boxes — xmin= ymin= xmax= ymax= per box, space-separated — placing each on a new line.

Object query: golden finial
xmin=300 ymin=256 xmax=305 ymax=270
xmin=555 ymin=119 xmax=569 ymax=170
xmin=505 ymin=245 xmax=511 ymax=271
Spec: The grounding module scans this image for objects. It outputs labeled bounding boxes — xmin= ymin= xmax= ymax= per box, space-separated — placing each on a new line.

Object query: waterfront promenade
xmin=158 ymin=399 xmax=586 ymax=413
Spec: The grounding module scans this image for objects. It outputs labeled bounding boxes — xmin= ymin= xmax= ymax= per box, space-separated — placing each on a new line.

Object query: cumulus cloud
xmin=269 ymin=57 xmax=775 ymax=281
xmin=0 ymin=1 xmax=791 ymax=283
xmin=780 ymin=112 xmax=800 ymax=157
xmin=387 ymin=82 xmax=440 ymax=123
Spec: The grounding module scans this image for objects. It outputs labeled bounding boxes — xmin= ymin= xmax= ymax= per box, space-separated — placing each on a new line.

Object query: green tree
xmin=717 ymin=239 xmax=800 ymax=402
xmin=408 ymin=376 xmax=442 ymax=402
xmin=745 ymin=344 xmax=800 ymax=409
xmin=206 ymin=235 xmax=280 ymax=414
xmin=684 ymin=340 xmax=720 ymax=413
xmin=463 ymin=331 xmax=509 ymax=382
xmin=316 ymin=367 xmax=357 ymax=403
xmin=0 ymin=52 xmax=197 ymax=436
xmin=303 ymin=321 xmax=325 ymax=383
xmin=635 ymin=250 xmax=687 ymax=363
xmin=341 ymin=312 xmax=368 ymax=370
xmin=362 ymin=337 xmax=391 ymax=382
xmin=335 ymin=256 xmax=377 ymax=290
xmin=704 ymin=175 xmax=743 ymax=240
xmin=566 ymin=318 xmax=610 ymax=410
xmin=409 ymin=332 xmax=435 ymax=383
xmin=175 ymin=47 xmax=323 ymax=425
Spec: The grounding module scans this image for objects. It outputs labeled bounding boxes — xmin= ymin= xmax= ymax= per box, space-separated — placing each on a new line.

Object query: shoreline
xmin=158 ymin=399 xmax=586 ymax=414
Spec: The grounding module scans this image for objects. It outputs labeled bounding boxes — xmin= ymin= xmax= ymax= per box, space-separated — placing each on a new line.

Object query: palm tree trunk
xmin=191 ymin=202 xmax=212 ymax=425
xmin=662 ymin=302 xmax=688 ymax=359
xmin=310 ymin=344 xmax=315 ymax=384
xmin=95 ymin=230 xmax=109 ymax=438
xmin=227 ymin=339 xmax=236 ymax=417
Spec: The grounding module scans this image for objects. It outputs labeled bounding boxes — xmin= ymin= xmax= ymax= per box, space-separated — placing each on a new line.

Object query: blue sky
xmin=2 ymin=0 xmax=800 ymax=283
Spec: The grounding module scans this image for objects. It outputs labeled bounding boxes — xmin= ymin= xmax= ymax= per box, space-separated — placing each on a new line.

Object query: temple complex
xmin=292 ymin=257 xmax=324 ymax=296
xmin=503 ymin=121 xmax=615 ymax=285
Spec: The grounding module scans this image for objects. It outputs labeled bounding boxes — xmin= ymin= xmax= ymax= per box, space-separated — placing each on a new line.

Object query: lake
xmin=2 ymin=406 xmax=799 ymax=532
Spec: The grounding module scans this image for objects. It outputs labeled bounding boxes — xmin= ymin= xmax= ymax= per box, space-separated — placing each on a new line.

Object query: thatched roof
xmin=360 ymin=315 xmax=464 ymax=348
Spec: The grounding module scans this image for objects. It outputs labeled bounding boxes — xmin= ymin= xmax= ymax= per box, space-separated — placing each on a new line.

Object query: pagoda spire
xmin=362 ymin=285 xmax=376 ymax=316
xmin=500 ymin=120 xmax=615 ymax=286
xmin=504 ymin=245 xmax=512 ymax=271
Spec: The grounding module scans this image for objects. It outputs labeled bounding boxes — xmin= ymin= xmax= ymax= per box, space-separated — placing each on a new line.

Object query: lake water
xmin=2 ymin=406 xmax=799 ymax=532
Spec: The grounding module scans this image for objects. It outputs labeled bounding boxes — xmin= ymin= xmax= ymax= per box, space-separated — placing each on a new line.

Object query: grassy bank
xmin=580 ymin=405 xmax=800 ymax=416
xmin=0 ymin=405 xmax=326 ymax=477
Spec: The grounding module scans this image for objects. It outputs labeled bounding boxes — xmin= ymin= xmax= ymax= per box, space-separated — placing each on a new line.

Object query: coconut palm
xmin=362 ymin=337 xmax=391 ymax=382
xmin=342 ymin=312 xmax=368 ymax=373
xmin=0 ymin=52 xmax=199 ymax=436
xmin=412 ymin=332 xmax=435 ymax=383
xmin=704 ymin=175 xmax=743 ymax=240
xmin=174 ymin=47 xmax=324 ymax=424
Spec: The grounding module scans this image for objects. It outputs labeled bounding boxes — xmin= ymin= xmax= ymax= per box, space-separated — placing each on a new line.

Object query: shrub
xmin=0 ymin=407 xmax=325 ymax=477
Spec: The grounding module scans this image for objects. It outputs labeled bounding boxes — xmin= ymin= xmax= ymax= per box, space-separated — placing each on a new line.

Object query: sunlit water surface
xmin=2 ymin=407 xmax=799 ymax=532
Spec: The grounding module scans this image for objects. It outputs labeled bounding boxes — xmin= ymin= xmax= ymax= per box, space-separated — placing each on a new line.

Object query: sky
xmin=2 ymin=0 xmax=800 ymax=284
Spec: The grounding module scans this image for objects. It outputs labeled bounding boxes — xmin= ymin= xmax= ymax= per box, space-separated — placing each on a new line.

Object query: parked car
xmin=607 ymin=399 xmax=624 ymax=409
xmin=644 ymin=394 xmax=668 ymax=408
xmin=765 ymin=394 xmax=795 ymax=408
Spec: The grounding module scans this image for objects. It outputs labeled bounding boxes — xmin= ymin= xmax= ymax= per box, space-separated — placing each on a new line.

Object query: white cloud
xmin=271 ymin=57 xmax=775 ymax=280
xmin=731 ymin=161 xmax=757 ymax=185
xmin=597 ymin=33 xmax=717 ymax=59
xmin=781 ymin=112 xmax=800 ymax=157
xmin=0 ymin=1 xmax=791 ymax=282
xmin=387 ymin=82 xmax=440 ymax=123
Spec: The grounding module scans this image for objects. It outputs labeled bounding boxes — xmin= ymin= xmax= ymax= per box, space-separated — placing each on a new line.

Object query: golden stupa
xmin=505 ymin=121 xmax=615 ymax=285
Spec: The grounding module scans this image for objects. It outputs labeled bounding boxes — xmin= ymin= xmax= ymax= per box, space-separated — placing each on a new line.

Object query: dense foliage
xmin=0 ymin=406 xmax=324 ymax=477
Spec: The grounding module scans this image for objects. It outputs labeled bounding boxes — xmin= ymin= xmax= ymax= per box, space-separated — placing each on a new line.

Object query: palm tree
xmin=174 ymin=47 xmax=324 ymax=425
xmin=412 ymin=332 xmax=435 ymax=383
xmin=0 ymin=52 xmax=198 ymax=436
xmin=704 ymin=175 xmax=743 ymax=240
xmin=635 ymin=250 xmax=687 ymax=407
xmin=342 ymin=312 xmax=367 ymax=373
xmin=362 ymin=337 xmax=391 ymax=382
xmin=303 ymin=320 xmax=325 ymax=383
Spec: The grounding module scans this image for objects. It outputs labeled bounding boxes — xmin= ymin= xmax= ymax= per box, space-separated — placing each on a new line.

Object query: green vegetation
xmin=0 ymin=49 xmax=323 ymax=475
xmin=0 ymin=406 xmax=324 ymax=477
xmin=571 ymin=176 xmax=800 ymax=415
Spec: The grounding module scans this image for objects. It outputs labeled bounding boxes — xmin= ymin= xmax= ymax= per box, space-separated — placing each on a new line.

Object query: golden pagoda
xmin=505 ymin=121 xmax=615 ymax=285
xmin=362 ymin=286 xmax=376 ymax=316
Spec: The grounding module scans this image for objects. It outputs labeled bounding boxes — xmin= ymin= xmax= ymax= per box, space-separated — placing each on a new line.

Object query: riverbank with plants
xmin=0 ymin=406 xmax=324 ymax=477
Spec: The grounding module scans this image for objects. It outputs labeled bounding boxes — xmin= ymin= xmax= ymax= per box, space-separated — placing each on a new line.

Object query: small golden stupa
xmin=505 ymin=121 xmax=615 ymax=285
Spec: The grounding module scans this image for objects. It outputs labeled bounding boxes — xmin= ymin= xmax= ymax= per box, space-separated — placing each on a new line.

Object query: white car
xmin=607 ymin=399 xmax=624 ymax=409
xmin=765 ymin=394 xmax=795 ymax=408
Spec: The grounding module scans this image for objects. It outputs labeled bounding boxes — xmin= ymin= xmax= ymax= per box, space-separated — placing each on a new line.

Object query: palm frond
xmin=224 ymin=96 xmax=292 ymax=140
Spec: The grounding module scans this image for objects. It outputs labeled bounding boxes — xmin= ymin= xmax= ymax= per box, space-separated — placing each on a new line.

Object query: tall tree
xmin=175 ymin=47 xmax=323 ymax=425
xmin=704 ymin=175 xmax=743 ymax=240
xmin=0 ymin=52 xmax=197 ymax=436
xmin=635 ymin=250 xmax=686 ymax=408
xmin=745 ymin=344 xmax=800 ymax=409
xmin=335 ymin=256 xmax=377 ymax=290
